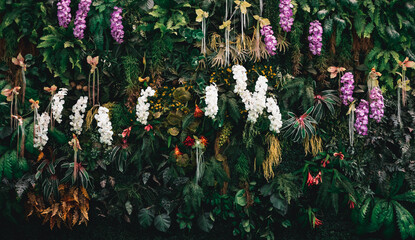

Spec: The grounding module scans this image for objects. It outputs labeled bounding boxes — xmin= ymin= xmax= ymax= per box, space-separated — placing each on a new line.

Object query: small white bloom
xmin=34 ymin=112 xmax=50 ymax=150
xmin=51 ymin=88 xmax=68 ymax=123
xmin=232 ymin=65 xmax=268 ymax=123
xmin=136 ymin=87 xmax=155 ymax=125
xmin=205 ymin=84 xmax=218 ymax=119
xmin=266 ymin=97 xmax=282 ymax=133
xmin=69 ymin=96 xmax=88 ymax=135
xmin=94 ymin=106 xmax=113 ymax=145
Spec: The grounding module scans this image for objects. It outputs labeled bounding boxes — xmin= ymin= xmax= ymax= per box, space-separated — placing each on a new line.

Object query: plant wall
xmin=0 ymin=0 xmax=415 ymax=239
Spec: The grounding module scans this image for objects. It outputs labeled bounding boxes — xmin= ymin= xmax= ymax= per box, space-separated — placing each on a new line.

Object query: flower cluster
xmin=260 ymin=25 xmax=278 ymax=56
xmin=136 ymin=87 xmax=156 ymax=125
xmin=110 ymin=7 xmax=124 ymax=44
xmin=354 ymin=100 xmax=369 ymax=135
xmin=266 ymin=97 xmax=282 ymax=133
xmin=69 ymin=96 xmax=88 ymax=135
xmin=307 ymin=171 xmax=322 ymax=186
xmin=51 ymin=88 xmax=68 ymax=123
xmin=184 ymin=136 xmax=195 ymax=147
xmin=73 ymin=0 xmax=92 ymax=39
xmin=94 ymin=106 xmax=113 ymax=145
xmin=340 ymin=72 xmax=354 ymax=105
xmin=279 ymin=0 xmax=294 ymax=32
xmin=369 ymin=87 xmax=384 ymax=123
xmin=204 ymin=84 xmax=218 ymax=119
xmin=57 ymin=0 xmax=72 ymax=28
xmin=232 ymin=65 xmax=268 ymax=123
xmin=308 ymin=20 xmax=323 ymax=55
xmin=34 ymin=112 xmax=50 ymax=150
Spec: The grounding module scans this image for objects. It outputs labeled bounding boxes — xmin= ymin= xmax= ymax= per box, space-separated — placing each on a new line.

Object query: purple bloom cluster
xmin=260 ymin=25 xmax=277 ymax=56
xmin=110 ymin=7 xmax=124 ymax=44
xmin=279 ymin=0 xmax=294 ymax=32
xmin=369 ymin=87 xmax=384 ymax=122
xmin=73 ymin=0 xmax=92 ymax=40
xmin=354 ymin=100 xmax=369 ymax=136
xmin=308 ymin=20 xmax=323 ymax=55
xmin=340 ymin=72 xmax=355 ymax=105
xmin=57 ymin=0 xmax=71 ymax=28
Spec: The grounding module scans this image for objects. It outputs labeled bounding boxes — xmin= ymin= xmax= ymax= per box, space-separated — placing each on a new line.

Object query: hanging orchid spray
xmin=87 ymin=56 xmax=100 ymax=106
xmin=195 ymin=9 xmax=209 ymax=55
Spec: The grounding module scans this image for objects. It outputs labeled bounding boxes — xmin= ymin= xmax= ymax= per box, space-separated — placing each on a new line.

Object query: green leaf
xmin=235 ymin=189 xmax=247 ymax=207
xmin=393 ymin=201 xmax=415 ymax=239
xmin=138 ymin=208 xmax=155 ymax=228
xmin=197 ymin=212 xmax=214 ymax=232
xmin=154 ymin=214 xmax=171 ymax=232
xmin=49 ymin=128 xmax=68 ymax=145
xmin=393 ymin=191 xmax=415 ymax=203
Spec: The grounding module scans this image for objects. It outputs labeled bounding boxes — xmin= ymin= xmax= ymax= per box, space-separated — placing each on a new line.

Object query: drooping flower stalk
xmin=73 ymin=0 xmax=92 ymax=39
xmin=87 ymin=56 xmax=99 ymax=105
xmin=68 ymin=134 xmax=82 ymax=181
xmin=235 ymin=1 xmax=251 ymax=45
xmin=397 ymin=57 xmax=415 ymax=128
xmin=29 ymin=99 xmax=39 ymax=142
xmin=369 ymin=87 xmax=384 ymax=123
xmin=219 ymin=20 xmax=231 ymax=66
xmin=193 ymin=136 xmax=208 ymax=183
xmin=279 ymin=0 xmax=294 ymax=32
xmin=11 ymin=115 xmax=25 ymax=159
xmin=354 ymin=100 xmax=369 ymax=136
xmin=262 ymin=134 xmax=282 ymax=181
xmin=308 ymin=20 xmax=323 ymax=56
xmin=1 ymin=86 xmax=20 ymax=128
xmin=196 ymin=9 xmax=209 ymax=55
xmin=57 ymin=0 xmax=72 ymax=28
xmin=110 ymin=7 xmax=124 ymax=44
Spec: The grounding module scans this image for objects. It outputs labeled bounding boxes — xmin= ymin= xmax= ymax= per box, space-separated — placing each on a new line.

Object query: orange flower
xmin=327 ymin=66 xmax=346 ymax=78
xmin=87 ymin=56 xmax=99 ymax=73
xmin=200 ymin=136 xmax=208 ymax=146
xmin=1 ymin=86 xmax=20 ymax=101
xmin=29 ymin=99 xmax=39 ymax=109
xmin=370 ymin=67 xmax=382 ymax=77
xmin=194 ymin=104 xmax=204 ymax=118
xmin=174 ymin=145 xmax=183 ymax=156
xmin=12 ymin=53 xmax=27 ymax=71
xmin=398 ymin=57 xmax=415 ymax=71
xmin=44 ymin=85 xmax=57 ymax=95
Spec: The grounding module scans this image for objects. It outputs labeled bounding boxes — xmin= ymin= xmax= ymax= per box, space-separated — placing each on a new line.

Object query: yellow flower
xmin=253 ymin=15 xmax=270 ymax=27
xmin=195 ymin=9 xmax=209 ymax=22
xmin=235 ymin=0 xmax=251 ymax=14
xmin=219 ymin=20 xmax=231 ymax=30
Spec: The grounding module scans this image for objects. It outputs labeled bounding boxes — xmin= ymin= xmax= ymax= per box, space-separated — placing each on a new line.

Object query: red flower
xmin=348 ymin=200 xmax=355 ymax=209
xmin=183 ymin=136 xmax=195 ymax=147
xmin=200 ymin=136 xmax=208 ymax=146
xmin=307 ymin=171 xmax=322 ymax=186
xmin=307 ymin=172 xmax=314 ymax=186
xmin=144 ymin=124 xmax=153 ymax=132
xmin=122 ymin=126 xmax=132 ymax=138
xmin=314 ymin=217 xmax=323 ymax=228
xmin=334 ymin=152 xmax=344 ymax=160
xmin=194 ymin=104 xmax=204 ymax=118
xmin=321 ymin=159 xmax=330 ymax=168
xmin=174 ymin=145 xmax=183 ymax=156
